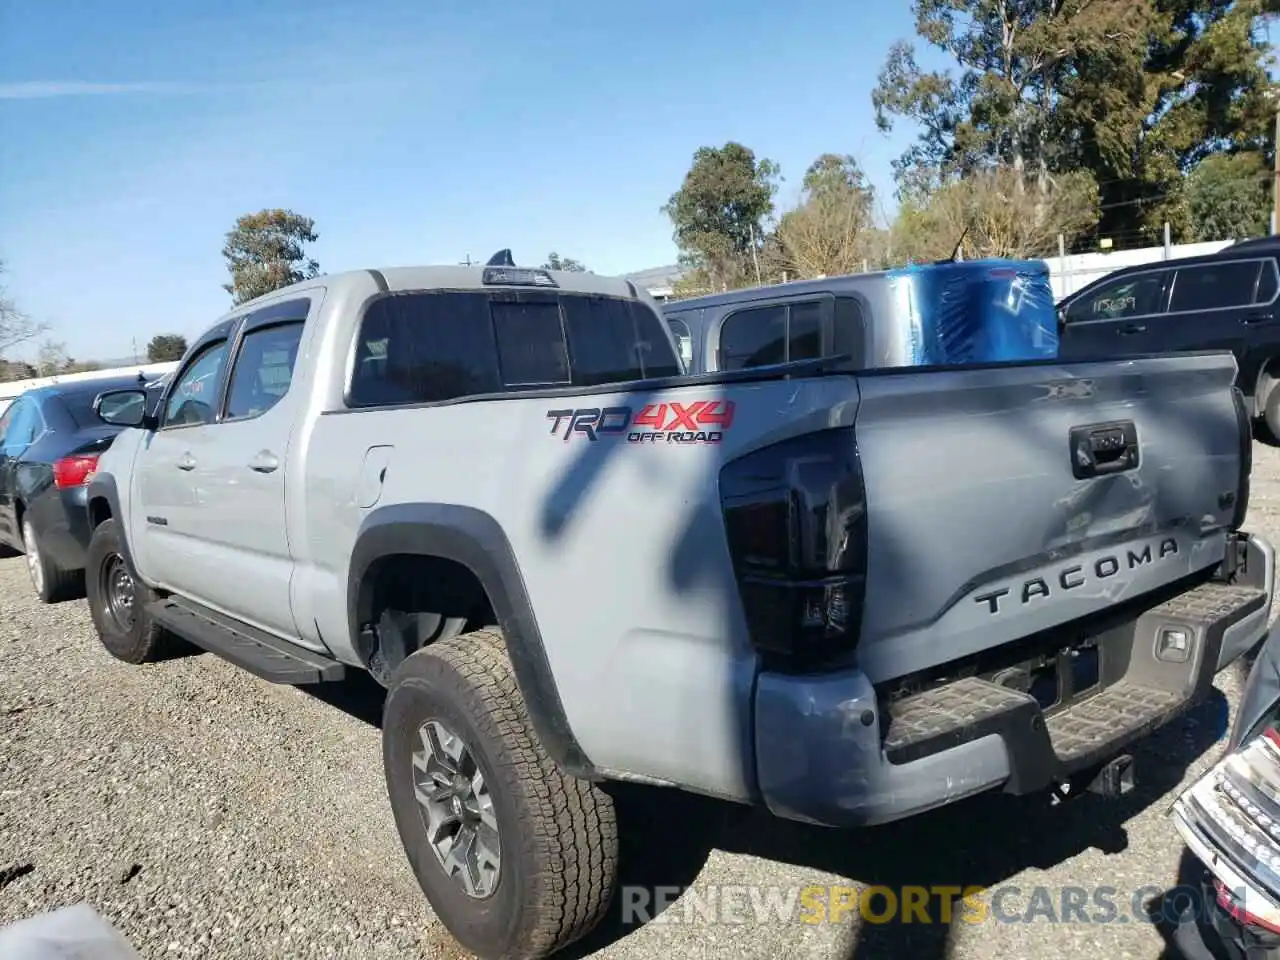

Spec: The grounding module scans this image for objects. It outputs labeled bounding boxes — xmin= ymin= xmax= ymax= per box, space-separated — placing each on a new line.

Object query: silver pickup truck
xmin=82 ymin=259 xmax=1273 ymax=960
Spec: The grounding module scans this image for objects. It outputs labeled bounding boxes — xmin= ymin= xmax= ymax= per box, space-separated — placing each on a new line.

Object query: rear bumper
xmin=25 ymin=486 xmax=92 ymax=572
xmin=754 ymin=532 xmax=1274 ymax=829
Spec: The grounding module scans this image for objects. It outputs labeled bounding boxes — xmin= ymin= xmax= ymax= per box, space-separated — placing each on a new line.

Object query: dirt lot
xmin=5 ymin=446 xmax=1280 ymax=959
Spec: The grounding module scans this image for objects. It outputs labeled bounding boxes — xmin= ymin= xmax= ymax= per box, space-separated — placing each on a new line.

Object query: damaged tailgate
xmin=851 ymin=351 xmax=1250 ymax=683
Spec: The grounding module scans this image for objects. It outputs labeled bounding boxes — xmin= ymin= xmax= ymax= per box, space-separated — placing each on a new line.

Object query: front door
xmin=1058 ymin=268 xmax=1172 ymax=359
xmin=177 ymin=307 xmax=310 ymax=642
xmin=133 ymin=333 xmax=234 ymax=592
xmin=0 ymin=399 xmax=38 ymax=547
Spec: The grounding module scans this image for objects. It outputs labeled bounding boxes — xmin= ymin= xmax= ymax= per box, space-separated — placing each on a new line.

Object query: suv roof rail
xmin=1230 ymin=236 xmax=1280 ymax=250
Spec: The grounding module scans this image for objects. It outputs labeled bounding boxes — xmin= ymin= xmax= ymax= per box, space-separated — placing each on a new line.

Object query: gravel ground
xmin=4 ymin=448 xmax=1280 ymax=960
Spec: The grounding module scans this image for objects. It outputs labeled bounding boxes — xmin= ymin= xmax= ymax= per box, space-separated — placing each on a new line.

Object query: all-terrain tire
xmin=85 ymin=518 xmax=173 ymax=664
xmin=21 ymin=517 xmax=81 ymax=603
xmin=382 ymin=629 xmax=619 ymax=960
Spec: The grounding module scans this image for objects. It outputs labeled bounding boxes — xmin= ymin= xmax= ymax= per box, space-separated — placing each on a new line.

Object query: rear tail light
xmin=53 ymin=453 xmax=100 ymax=489
xmin=718 ymin=427 xmax=868 ymax=670
xmin=1231 ymin=385 xmax=1252 ymax=530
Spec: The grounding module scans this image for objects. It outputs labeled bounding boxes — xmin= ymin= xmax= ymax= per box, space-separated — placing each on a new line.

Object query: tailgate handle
xmin=1070 ymin=421 xmax=1139 ymax=480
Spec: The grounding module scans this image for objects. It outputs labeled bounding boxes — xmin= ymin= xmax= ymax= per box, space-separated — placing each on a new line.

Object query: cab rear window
xmin=349 ymin=290 xmax=681 ymax=406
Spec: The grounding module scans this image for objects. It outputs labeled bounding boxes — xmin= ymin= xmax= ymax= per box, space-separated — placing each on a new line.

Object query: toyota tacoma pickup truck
xmin=83 ymin=256 xmax=1274 ymax=960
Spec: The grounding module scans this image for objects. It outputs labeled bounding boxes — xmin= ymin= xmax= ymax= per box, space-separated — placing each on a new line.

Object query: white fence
xmin=637 ymin=238 xmax=1247 ymax=303
xmin=1047 ymin=239 xmax=1237 ymax=301
xmin=0 ymin=361 xmax=179 ymax=416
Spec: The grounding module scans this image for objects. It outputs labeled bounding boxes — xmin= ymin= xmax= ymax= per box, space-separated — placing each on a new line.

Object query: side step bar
xmin=147 ymin=597 xmax=346 ymax=685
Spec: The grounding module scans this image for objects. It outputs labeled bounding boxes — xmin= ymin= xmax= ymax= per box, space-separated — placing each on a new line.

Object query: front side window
xmin=667 ymin=317 xmax=694 ymax=370
xmin=1064 ymin=272 xmax=1168 ymax=323
xmin=225 ymin=322 xmax=306 ymax=420
xmin=0 ymin=399 xmax=40 ymax=452
xmin=164 ymin=340 xmax=230 ymax=427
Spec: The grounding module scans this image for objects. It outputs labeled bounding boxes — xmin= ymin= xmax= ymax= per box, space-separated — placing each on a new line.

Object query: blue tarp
xmin=884 ymin=258 xmax=1058 ymax=366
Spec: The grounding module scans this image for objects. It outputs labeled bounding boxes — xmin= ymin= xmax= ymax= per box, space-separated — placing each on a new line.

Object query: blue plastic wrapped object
xmin=0 ymin=904 xmax=141 ymax=959
xmin=883 ymin=258 xmax=1058 ymax=367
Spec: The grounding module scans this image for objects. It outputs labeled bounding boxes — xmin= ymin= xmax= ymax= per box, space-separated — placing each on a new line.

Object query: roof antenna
xmin=946 ymin=223 xmax=970 ymax=262
xmin=486 ymin=249 xmax=515 ymax=267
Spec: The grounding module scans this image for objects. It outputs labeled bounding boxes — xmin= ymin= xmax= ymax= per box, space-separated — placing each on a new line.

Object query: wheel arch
xmin=348 ymin=502 xmax=598 ymax=780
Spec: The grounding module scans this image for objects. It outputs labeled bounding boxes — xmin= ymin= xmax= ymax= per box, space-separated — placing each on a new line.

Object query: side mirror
xmin=95 ymin=389 xmax=156 ymax=430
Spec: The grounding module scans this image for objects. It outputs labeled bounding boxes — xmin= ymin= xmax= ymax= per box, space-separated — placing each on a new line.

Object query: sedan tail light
xmin=52 ymin=454 xmax=100 ymax=489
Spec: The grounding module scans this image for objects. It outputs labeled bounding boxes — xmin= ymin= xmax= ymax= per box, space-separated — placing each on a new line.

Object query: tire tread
xmin=419 ymin=629 xmax=618 ymax=959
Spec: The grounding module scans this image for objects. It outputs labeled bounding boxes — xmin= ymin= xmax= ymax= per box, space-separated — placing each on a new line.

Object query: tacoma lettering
xmin=973 ymin=537 xmax=1179 ymax=615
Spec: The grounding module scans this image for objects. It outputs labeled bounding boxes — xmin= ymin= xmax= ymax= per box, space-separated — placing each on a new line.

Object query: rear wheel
xmin=1264 ymin=388 xmax=1280 ymax=447
xmin=22 ymin=517 xmax=79 ymax=604
xmin=85 ymin=518 xmax=172 ymax=664
xmin=382 ymin=630 xmax=619 ymax=960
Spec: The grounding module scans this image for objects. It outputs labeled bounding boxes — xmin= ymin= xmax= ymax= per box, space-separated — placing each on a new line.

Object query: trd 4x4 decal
xmin=546 ymin=400 xmax=735 ymax=444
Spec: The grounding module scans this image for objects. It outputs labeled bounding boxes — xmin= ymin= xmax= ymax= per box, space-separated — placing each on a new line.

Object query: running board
xmin=147 ymin=597 xmax=346 ymax=684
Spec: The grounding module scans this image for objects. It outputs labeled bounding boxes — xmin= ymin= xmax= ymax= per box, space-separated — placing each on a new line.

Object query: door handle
xmin=1242 ymin=313 xmax=1274 ymax=325
xmin=1118 ymin=323 xmax=1147 ymax=335
xmin=176 ymin=454 xmax=196 ymax=472
xmin=248 ymin=451 xmax=280 ymax=474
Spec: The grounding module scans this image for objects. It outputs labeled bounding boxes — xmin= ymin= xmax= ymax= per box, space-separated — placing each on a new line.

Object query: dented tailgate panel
xmin=852 ymin=352 xmax=1243 ymax=683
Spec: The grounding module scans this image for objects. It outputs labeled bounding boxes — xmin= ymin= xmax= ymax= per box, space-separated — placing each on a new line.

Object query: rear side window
xmin=718 ymin=299 xmax=832 ymax=371
xmin=1169 ymin=260 xmax=1264 ymax=313
xmin=348 ymin=290 xmax=680 ymax=406
xmin=225 ymin=321 xmax=306 ymax=420
xmin=719 ymin=305 xmax=787 ymax=370
xmin=1257 ymin=260 xmax=1279 ymax=303
xmin=833 ymin=297 xmax=866 ymax=366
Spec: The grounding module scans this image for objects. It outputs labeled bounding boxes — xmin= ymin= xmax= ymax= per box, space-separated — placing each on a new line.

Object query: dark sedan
xmin=0 ymin=373 xmax=162 ymax=602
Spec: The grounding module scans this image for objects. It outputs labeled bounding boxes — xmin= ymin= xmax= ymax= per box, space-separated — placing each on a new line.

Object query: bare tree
xmin=892 ymin=166 xmax=1099 ymax=263
xmin=0 ymin=259 xmax=46 ymax=356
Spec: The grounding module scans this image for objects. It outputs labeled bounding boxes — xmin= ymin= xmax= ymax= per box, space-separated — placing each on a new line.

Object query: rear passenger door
xmin=1162 ymin=258 xmax=1279 ymax=385
xmin=178 ymin=297 xmax=313 ymax=642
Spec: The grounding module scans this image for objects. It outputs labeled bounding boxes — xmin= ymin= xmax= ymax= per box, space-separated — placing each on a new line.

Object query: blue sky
xmin=0 ymin=0 xmax=934 ymax=361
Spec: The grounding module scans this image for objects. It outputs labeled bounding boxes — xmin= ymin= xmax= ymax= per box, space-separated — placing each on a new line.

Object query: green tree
xmin=873 ymin=0 xmax=1278 ymax=245
xmin=541 ymin=252 xmax=588 ymax=272
xmin=1185 ymin=152 xmax=1272 ymax=242
xmin=775 ymin=154 xmax=878 ymax=279
xmin=147 ymin=334 xmax=189 ymax=362
xmin=221 ymin=209 xmax=320 ymax=306
xmin=662 ymin=142 xmax=780 ymax=292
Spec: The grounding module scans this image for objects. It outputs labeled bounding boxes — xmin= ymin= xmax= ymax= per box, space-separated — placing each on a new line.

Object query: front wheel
xmin=85 ymin=518 xmax=172 ymax=664
xmin=382 ymin=629 xmax=619 ymax=960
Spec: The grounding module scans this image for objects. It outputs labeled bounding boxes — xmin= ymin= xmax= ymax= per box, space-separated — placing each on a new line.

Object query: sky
xmin=0 ymin=0 xmax=938 ymax=362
